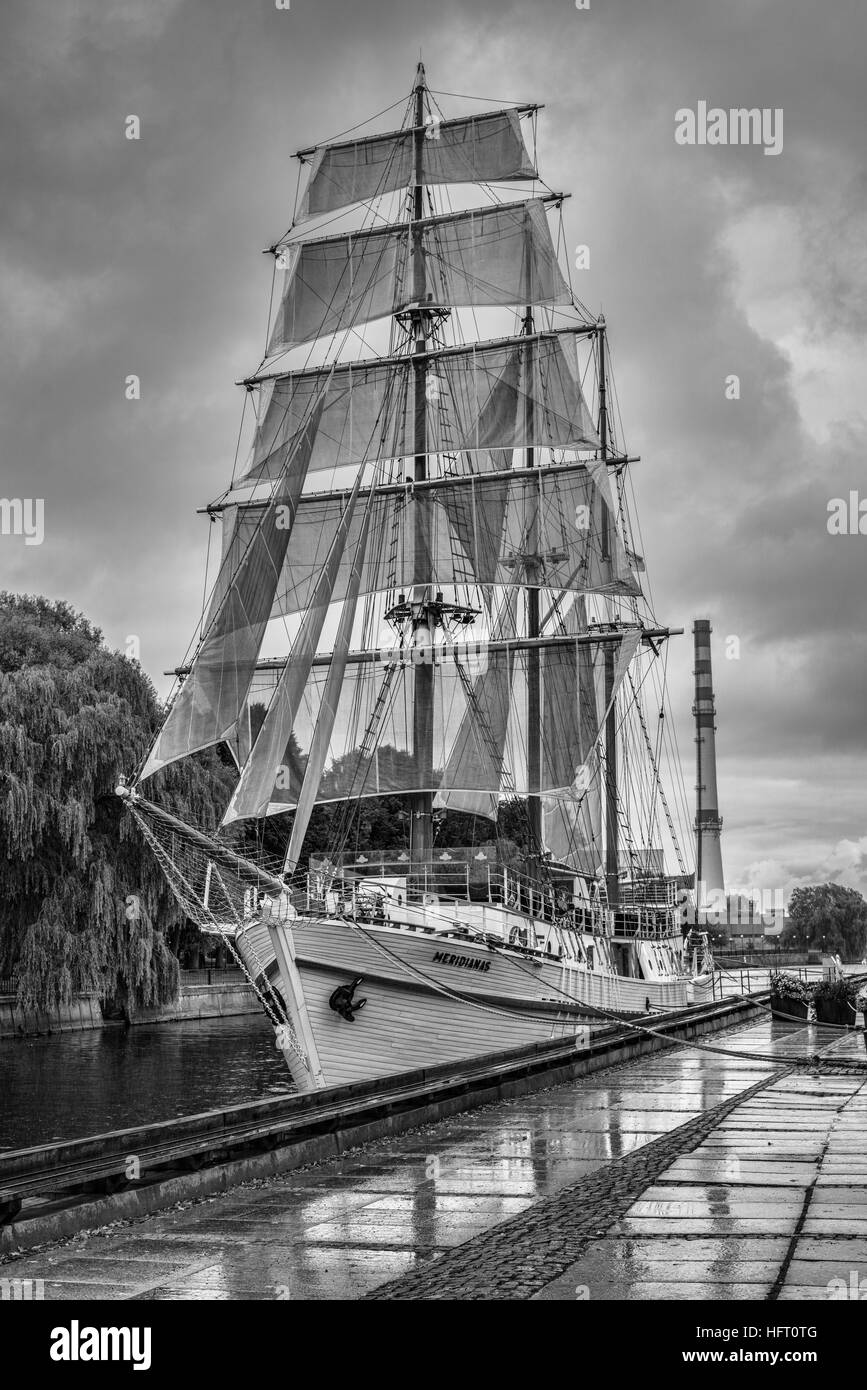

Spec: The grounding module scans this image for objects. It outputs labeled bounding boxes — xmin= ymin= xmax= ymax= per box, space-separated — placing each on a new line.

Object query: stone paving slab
xmin=136 ymin=1248 xmax=435 ymax=1300
xmin=589 ymin=1280 xmax=776 ymax=1299
xmin=604 ymin=1183 xmax=801 ymax=1204
xmin=529 ymin=1244 xmax=784 ymax=1300
xmin=610 ymin=1216 xmax=801 ymax=1236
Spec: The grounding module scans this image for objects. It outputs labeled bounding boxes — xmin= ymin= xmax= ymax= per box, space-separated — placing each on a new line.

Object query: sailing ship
xmin=118 ymin=65 xmax=710 ymax=1092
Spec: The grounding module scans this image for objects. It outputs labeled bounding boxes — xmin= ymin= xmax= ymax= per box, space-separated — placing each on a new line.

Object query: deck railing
xmin=299 ymin=860 xmax=685 ymax=942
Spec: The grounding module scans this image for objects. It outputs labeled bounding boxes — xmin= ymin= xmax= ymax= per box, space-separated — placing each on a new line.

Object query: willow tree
xmin=784 ymin=883 xmax=867 ymax=960
xmin=0 ymin=593 xmax=235 ymax=1012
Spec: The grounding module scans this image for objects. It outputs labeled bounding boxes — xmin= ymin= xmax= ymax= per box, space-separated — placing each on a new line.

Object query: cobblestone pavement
xmin=2 ymin=1016 xmax=864 ymax=1300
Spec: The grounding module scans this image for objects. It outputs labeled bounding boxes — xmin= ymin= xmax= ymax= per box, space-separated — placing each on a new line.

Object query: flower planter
xmin=770 ymin=994 xmax=809 ymax=1021
xmin=813 ymin=997 xmax=854 ymax=1027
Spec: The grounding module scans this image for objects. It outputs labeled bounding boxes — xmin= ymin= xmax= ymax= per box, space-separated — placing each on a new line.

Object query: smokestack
xmin=692 ymin=619 xmax=724 ymax=904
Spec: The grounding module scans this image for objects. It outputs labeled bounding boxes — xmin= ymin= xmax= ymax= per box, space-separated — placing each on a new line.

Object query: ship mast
xmin=523 ymin=305 xmax=542 ymax=884
xmin=598 ymin=315 xmax=619 ymax=907
xmin=409 ymin=61 xmax=435 ymax=866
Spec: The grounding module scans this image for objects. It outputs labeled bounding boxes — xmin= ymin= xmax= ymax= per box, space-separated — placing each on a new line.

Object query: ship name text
xmin=432 ymin=951 xmax=491 ymax=973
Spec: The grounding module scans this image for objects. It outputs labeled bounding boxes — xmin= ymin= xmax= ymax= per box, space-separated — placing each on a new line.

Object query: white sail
xmin=433 ymin=592 xmax=518 ymax=821
xmin=215 ymin=462 xmax=639 ymax=622
xmin=541 ymin=626 xmax=642 ymax=874
xmin=282 ymin=502 xmax=374 ymax=873
xmin=238 ymin=634 xmax=635 ymax=820
xmin=241 ymin=332 xmax=599 ymax=484
xmin=220 ymin=472 xmax=370 ymax=826
xmin=268 ymin=200 xmax=569 ymax=352
xmin=138 ymin=402 xmax=324 ymax=779
xmin=299 ymin=107 xmax=537 ymax=220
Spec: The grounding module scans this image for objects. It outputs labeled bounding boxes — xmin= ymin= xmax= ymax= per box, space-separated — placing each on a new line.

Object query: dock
xmin=1 ymin=1004 xmax=865 ymax=1301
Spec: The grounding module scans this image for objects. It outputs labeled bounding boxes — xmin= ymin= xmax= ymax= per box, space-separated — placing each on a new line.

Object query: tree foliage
xmin=0 ymin=593 xmax=234 ymax=1011
xmin=782 ymin=882 xmax=867 ymax=960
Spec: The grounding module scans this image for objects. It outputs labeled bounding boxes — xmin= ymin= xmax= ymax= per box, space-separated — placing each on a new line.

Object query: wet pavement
xmin=2 ymin=1014 xmax=865 ymax=1300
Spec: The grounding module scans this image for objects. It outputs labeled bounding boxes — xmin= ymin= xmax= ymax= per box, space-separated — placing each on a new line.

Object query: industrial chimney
xmin=692 ymin=619 xmax=724 ymax=906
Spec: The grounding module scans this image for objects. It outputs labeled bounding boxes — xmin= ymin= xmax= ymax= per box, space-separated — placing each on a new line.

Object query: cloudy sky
xmin=2 ymin=0 xmax=865 ymax=900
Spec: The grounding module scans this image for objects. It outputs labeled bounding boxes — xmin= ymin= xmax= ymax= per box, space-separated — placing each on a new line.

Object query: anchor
xmin=329 ymin=975 xmax=367 ymax=1023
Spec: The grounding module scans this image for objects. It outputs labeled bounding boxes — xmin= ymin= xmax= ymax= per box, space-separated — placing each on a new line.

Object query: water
xmin=0 ymin=1015 xmax=294 ymax=1151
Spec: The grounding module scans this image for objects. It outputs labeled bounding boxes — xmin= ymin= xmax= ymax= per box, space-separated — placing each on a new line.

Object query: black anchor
xmin=329 ymin=975 xmax=367 ymax=1022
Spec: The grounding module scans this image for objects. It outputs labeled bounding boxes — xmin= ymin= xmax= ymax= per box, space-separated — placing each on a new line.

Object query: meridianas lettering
xmin=432 ymin=950 xmax=491 ymax=973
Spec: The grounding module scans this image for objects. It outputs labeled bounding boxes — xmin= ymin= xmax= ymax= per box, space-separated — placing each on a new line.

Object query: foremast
xmin=407 ymin=61 xmax=436 ymax=868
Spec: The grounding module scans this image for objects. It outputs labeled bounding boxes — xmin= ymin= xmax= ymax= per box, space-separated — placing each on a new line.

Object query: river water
xmin=0 ymin=1015 xmax=293 ymax=1152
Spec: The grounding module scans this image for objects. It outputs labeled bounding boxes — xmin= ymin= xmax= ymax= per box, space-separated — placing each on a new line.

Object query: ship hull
xmin=245 ymin=915 xmax=690 ymax=1090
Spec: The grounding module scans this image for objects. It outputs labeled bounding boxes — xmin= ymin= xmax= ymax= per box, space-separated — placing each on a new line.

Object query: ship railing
xmin=618 ymin=878 xmax=684 ymax=908
xmin=303 ymin=861 xmax=470 ymax=916
xmin=610 ymin=908 xmax=683 ymax=940
xmin=484 ymin=864 xmax=608 ymax=929
xmin=299 ymin=860 xmax=619 ymax=937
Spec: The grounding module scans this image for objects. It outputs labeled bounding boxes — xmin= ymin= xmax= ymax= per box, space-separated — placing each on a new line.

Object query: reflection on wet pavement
xmin=533 ymin=1022 xmax=867 ymax=1301
xmin=4 ymin=1014 xmax=865 ymax=1300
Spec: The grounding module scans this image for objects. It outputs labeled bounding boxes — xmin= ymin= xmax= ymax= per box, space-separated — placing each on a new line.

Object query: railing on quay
xmin=179 ymin=967 xmax=247 ymax=987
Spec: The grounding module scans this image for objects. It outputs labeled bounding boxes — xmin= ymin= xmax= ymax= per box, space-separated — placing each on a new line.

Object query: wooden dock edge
xmin=0 ymin=994 xmax=765 ymax=1256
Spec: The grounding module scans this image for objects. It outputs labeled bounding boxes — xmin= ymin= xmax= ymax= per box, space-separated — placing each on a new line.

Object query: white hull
xmin=239 ymin=914 xmax=691 ymax=1091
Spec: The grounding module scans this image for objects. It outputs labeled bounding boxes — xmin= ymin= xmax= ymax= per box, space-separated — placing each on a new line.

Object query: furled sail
xmin=220 ymin=473 xmax=370 ymax=825
xmin=216 ymin=462 xmax=638 ymax=621
xmin=267 ymin=200 xmax=569 ymax=353
xmin=138 ymin=403 xmax=323 ymax=780
xmin=241 ymin=332 xmax=599 ymax=484
xmin=299 ymin=108 xmax=537 ymax=220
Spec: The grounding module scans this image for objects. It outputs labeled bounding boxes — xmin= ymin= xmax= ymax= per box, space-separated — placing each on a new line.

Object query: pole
xmin=524 ymin=305 xmax=542 ymax=881
xmin=598 ymin=318 xmax=618 ymax=908
xmin=409 ymin=62 xmax=434 ymax=867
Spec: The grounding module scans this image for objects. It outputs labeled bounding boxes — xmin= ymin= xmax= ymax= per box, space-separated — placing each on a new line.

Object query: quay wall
xmin=0 ymin=993 xmax=105 ymax=1041
xmin=128 ymin=983 xmax=260 ymax=1026
xmin=0 ymin=981 xmax=259 ymax=1040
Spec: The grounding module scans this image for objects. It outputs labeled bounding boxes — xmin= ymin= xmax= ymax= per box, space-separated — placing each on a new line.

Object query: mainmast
xmin=523 ymin=305 xmax=542 ymax=882
xmin=598 ymin=315 xmax=619 ymax=908
xmin=408 ymin=61 xmax=435 ymax=866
